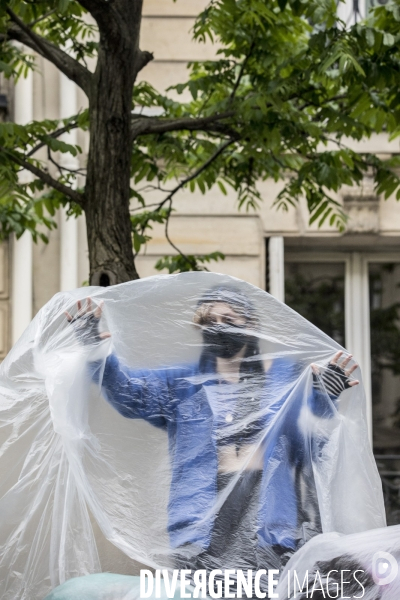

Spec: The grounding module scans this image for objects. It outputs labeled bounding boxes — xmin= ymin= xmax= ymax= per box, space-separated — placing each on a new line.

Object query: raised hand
xmin=65 ymin=298 xmax=111 ymax=345
xmin=311 ymin=351 xmax=359 ymax=398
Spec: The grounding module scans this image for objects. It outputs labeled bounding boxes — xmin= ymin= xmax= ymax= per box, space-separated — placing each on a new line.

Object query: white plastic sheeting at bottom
xmin=0 ymin=272 xmax=396 ymax=599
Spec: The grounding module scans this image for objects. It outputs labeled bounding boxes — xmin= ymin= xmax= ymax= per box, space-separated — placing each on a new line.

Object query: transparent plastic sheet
xmin=0 ymin=271 xmax=396 ymax=600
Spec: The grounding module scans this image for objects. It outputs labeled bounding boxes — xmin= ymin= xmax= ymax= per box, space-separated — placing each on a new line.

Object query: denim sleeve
xmin=95 ymin=353 xmax=170 ymax=429
xmin=307 ymin=385 xmax=338 ymax=419
xmin=275 ymin=358 xmax=338 ymax=419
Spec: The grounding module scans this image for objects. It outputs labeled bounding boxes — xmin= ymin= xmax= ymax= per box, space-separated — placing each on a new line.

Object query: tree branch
xmin=131 ymin=111 xmax=237 ymax=140
xmin=297 ymin=93 xmax=348 ymax=112
xmin=4 ymin=10 xmax=92 ymax=97
xmin=1 ymin=148 xmax=84 ymax=205
xmin=47 ymin=147 xmax=87 ymax=177
xmin=78 ymin=0 xmax=119 ymax=36
xmin=162 ymin=198 xmax=195 ymax=265
xmin=26 ymin=122 xmax=79 ymax=157
xmin=77 ymin=0 xmax=126 ymax=44
xmin=28 ymin=9 xmax=56 ymax=28
xmin=133 ymin=50 xmax=154 ymax=78
xmin=158 ymin=137 xmax=236 ymax=211
xmin=134 ymin=138 xmax=236 ymax=267
xmin=229 ymin=41 xmax=255 ymax=102
xmin=162 ymin=141 xmax=235 ymax=265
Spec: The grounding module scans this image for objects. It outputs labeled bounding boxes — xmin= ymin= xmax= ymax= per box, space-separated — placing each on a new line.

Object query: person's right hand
xmin=65 ymin=298 xmax=111 ymax=345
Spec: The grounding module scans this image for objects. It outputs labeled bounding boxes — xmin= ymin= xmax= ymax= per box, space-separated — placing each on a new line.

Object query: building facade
xmin=1 ymin=0 xmax=400 ymax=527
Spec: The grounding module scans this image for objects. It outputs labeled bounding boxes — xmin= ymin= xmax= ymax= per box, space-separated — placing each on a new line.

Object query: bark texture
xmin=4 ymin=1 xmax=231 ymax=285
xmin=84 ymin=0 xmax=146 ymax=284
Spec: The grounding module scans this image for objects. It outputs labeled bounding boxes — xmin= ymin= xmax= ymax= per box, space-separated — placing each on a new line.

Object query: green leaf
xmin=132 ymin=231 xmax=143 ymax=253
xmin=155 ymin=251 xmax=225 ymax=274
xmin=365 ymin=28 xmax=375 ymax=48
xmin=217 ymin=180 xmax=228 ymax=195
xmin=197 ymin=179 xmax=206 ymax=194
xmin=309 ymin=200 xmax=329 ymax=225
xmin=383 ymin=32 xmax=395 ymax=46
xmin=339 ymin=151 xmax=354 ymax=169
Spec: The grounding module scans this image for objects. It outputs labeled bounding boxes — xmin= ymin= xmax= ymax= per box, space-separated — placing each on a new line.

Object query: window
xmin=367 ymin=0 xmax=391 ymax=8
xmin=369 ymin=263 xmax=400 ymax=454
xmin=337 ymin=0 xmax=391 ymax=26
xmin=285 ymin=261 xmax=345 ymax=346
xmin=369 ymin=263 xmax=400 ymax=525
xmin=267 ymin=240 xmax=400 ymax=524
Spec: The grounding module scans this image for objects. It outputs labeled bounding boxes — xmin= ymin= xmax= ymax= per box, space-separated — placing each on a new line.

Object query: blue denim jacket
xmin=99 ymin=354 xmax=335 ymax=552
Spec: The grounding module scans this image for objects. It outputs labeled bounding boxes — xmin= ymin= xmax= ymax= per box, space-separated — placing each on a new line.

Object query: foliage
xmin=155 ymin=251 xmax=225 ymax=274
xmin=0 ymin=0 xmax=400 ymax=274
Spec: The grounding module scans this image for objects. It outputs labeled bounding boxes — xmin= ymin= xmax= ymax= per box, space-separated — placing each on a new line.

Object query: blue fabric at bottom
xmin=43 ymin=573 xmax=188 ymax=600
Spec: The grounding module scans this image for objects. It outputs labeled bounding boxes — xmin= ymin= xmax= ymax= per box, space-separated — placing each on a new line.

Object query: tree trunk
xmin=84 ymin=1 xmax=145 ymax=285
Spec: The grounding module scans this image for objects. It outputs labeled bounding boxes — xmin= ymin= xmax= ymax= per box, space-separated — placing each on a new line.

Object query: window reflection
xmin=369 ymin=263 xmax=400 ymax=525
xmin=369 ymin=263 xmax=400 ymax=453
xmin=284 ymin=262 xmax=345 ymax=347
xmin=368 ymin=0 xmax=391 ymax=6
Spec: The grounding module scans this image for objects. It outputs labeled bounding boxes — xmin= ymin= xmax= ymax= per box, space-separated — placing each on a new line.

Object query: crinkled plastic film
xmin=0 ymin=272 xmax=397 ymax=599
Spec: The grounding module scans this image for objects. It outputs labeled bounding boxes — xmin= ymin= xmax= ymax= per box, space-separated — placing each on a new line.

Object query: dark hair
xmin=195 ymin=285 xmax=263 ymax=379
xmin=194 ymin=285 xmax=258 ymax=327
xmin=294 ymin=555 xmax=378 ymax=600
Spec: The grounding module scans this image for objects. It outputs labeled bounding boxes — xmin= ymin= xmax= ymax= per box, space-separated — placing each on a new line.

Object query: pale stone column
xmin=12 ymin=69 xmax=33 ymax=344
xmin=268 ymin=236 xmax=285 ymax=303
xmin=345 ymin=252 xmax=372 ymax=444
xmin=59 ymin=73 xmax=79 ymax=292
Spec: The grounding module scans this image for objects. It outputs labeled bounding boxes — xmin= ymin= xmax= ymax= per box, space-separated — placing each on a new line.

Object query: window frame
xmin=284 ymin=251 xmax=400 ymax=446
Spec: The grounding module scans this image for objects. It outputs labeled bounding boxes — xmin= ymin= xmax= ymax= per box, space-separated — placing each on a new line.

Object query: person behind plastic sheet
xmin=66 ymin=286 xmax=359 ymax=588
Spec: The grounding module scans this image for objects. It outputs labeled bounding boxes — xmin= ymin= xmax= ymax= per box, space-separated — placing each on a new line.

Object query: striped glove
xmin=314 ymin=363 xmax=351 ymax=397
xmin=312 ymin=352 xmax=359 ymax=398
xmin=69 ymin=311 xmax=102 ymax=345
xmin=65 ymin=298 xmax=109 ymax=346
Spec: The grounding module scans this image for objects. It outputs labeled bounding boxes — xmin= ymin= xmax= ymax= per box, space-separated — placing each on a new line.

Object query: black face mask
xmin=202 ymin=324 xmax=248 ymax=359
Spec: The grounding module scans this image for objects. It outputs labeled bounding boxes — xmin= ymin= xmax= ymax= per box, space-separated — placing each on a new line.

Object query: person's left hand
xmin=311 ymin=351 xmax=359 ymax=397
